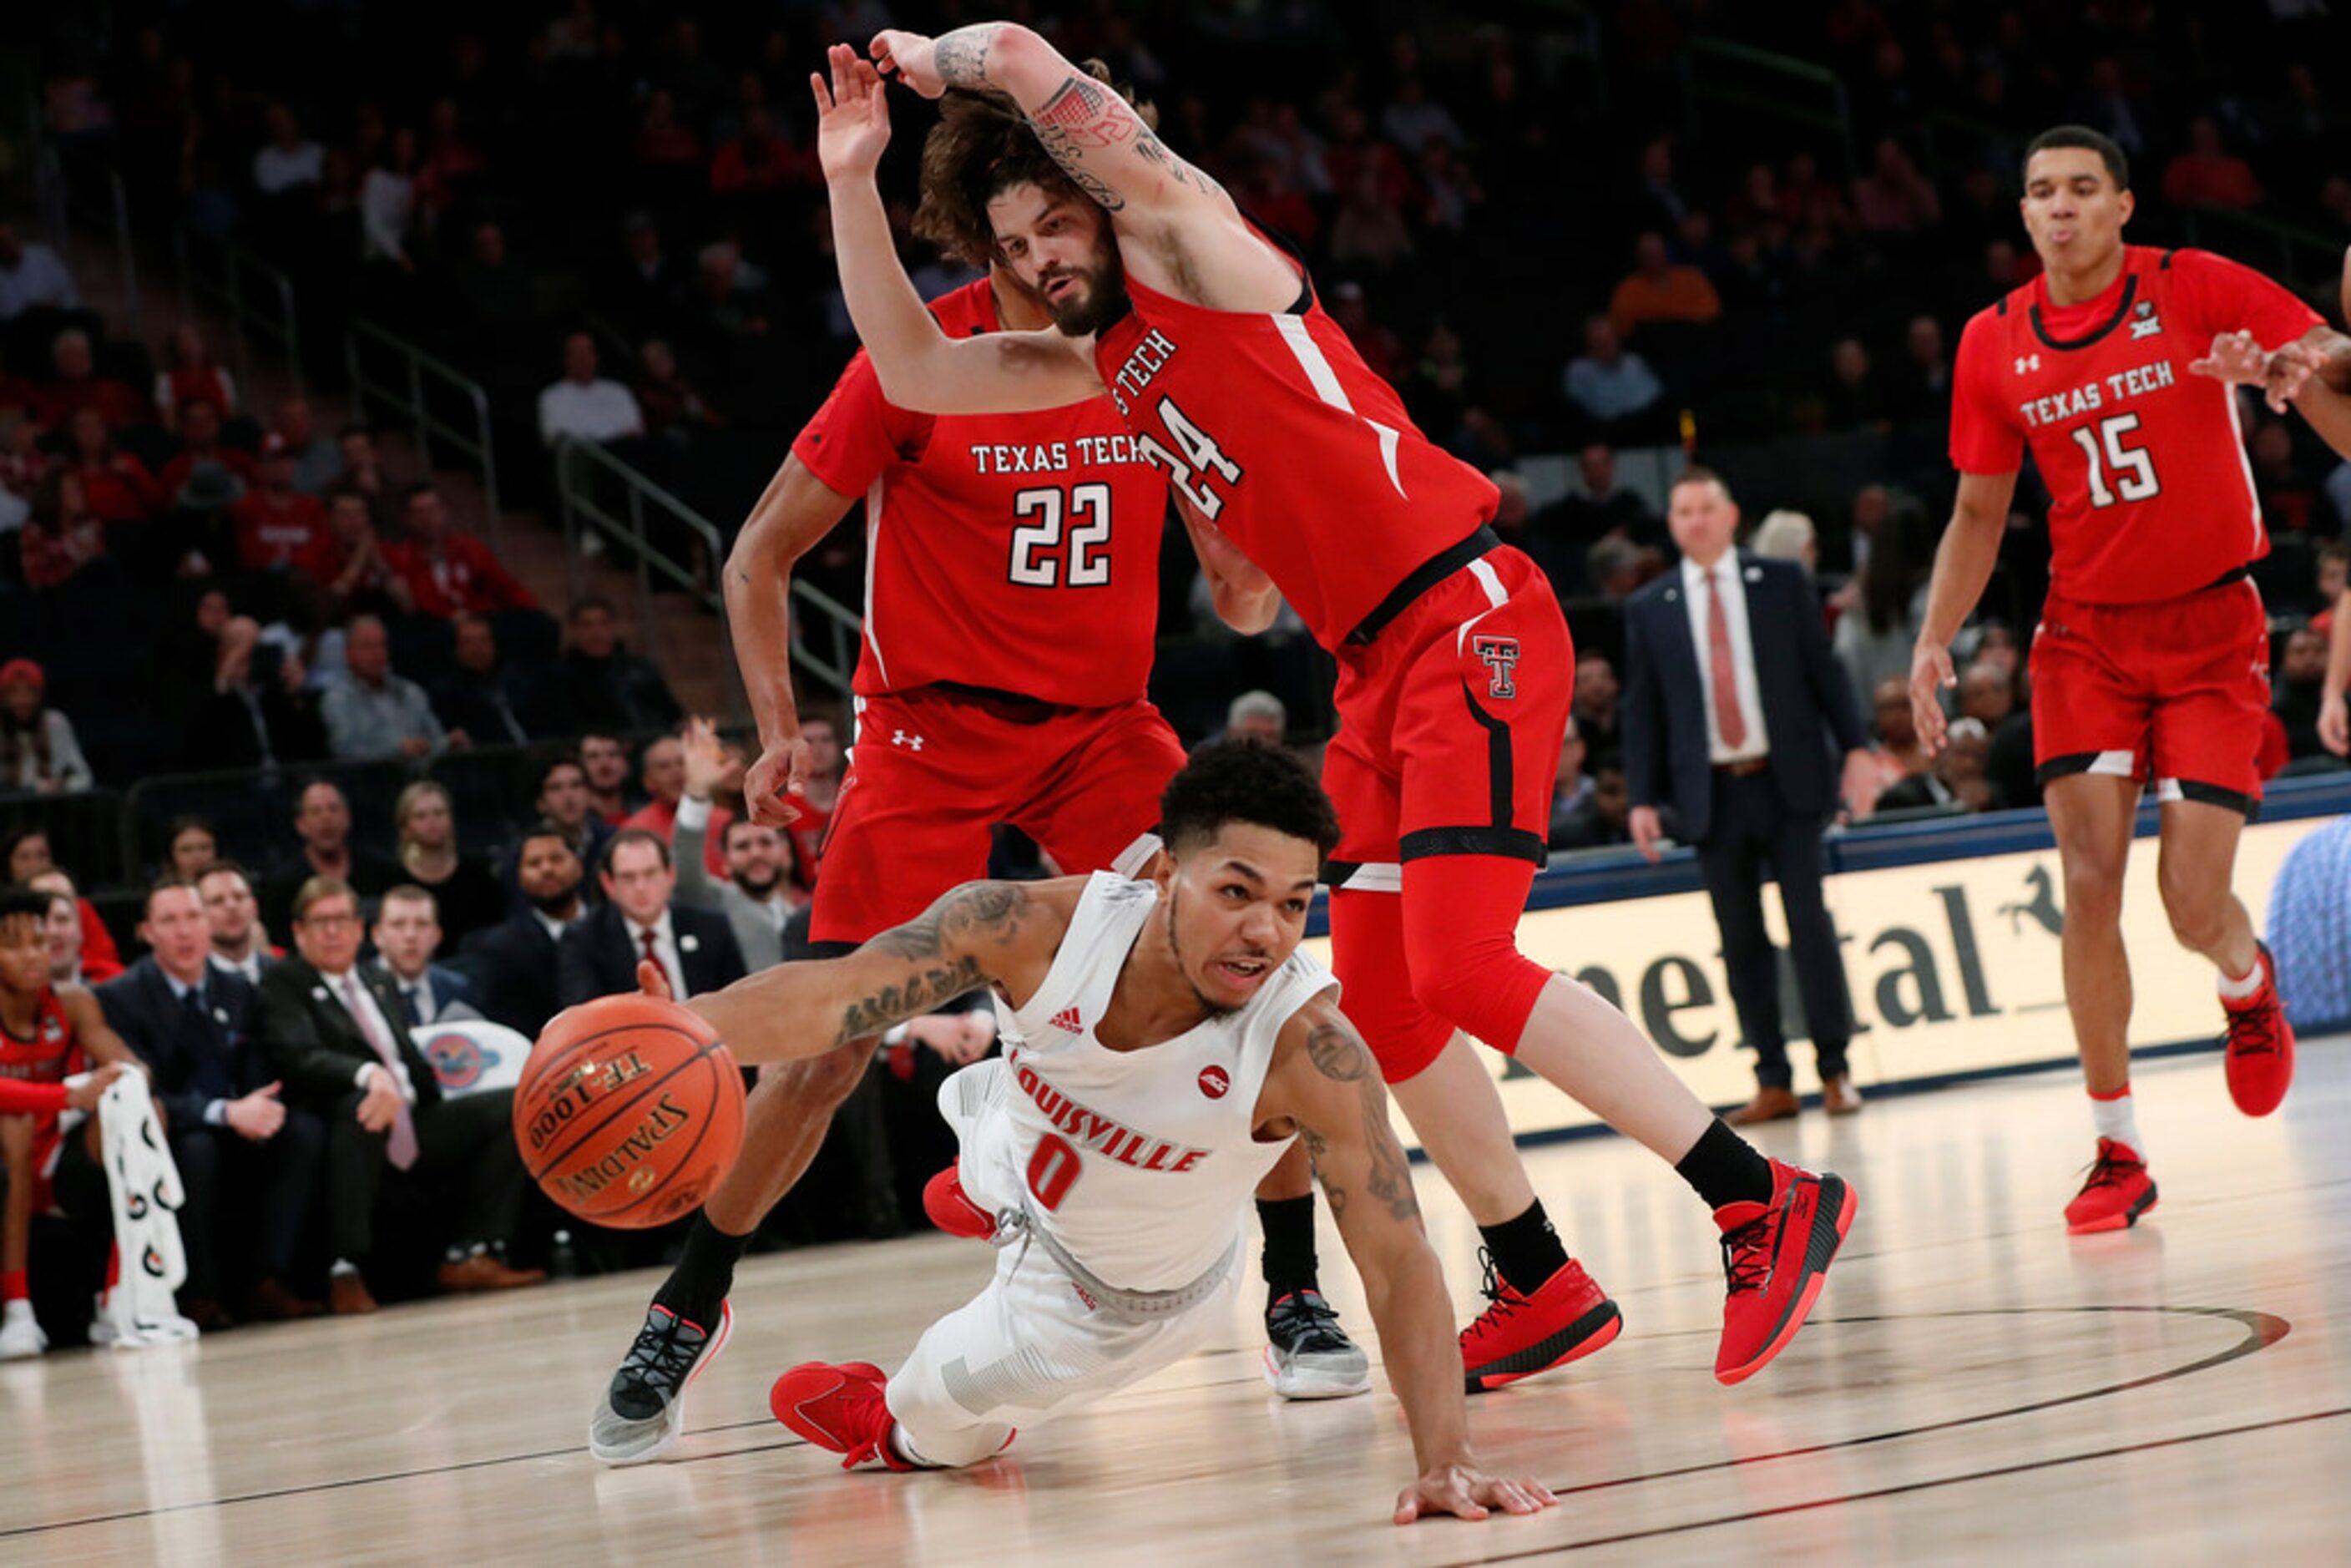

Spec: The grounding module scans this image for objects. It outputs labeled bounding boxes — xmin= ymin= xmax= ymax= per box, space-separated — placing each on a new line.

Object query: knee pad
xmin=1400 ymin=856 xmax=1551 ymax=1054
xmin=1327 ymin=889 xmax=1451 ymax=1084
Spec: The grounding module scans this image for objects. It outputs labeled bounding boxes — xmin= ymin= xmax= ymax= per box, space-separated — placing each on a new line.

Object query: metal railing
xmin=345 ymin=319 xmax=503 ymax=551
xmin=1679 ymin=36 xmax=1857 ymax=182
xmin=551 ymin=436 xmax=860 ymax=714
xmin=173 ymin=225 xmax=301 ymax=393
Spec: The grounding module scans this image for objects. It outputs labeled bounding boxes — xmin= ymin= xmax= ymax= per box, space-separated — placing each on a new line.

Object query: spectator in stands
xmin=156 ymin=399 xmax=256 ymax=498
xmin=1820 ymin=338 xmax=1888 ymax=433
xmin=610 ymin=214 xmax=686 ymax=337
xmin=33 ymin=331 xmax=145 ymax=432
xmin=449 ymin=220 xmax=530 ymax=334
xmin=200 ymin=862 xmax=276 ymax=984
xmin=251 ymin=102 xmax=325 ymax=196
xmin=2161 ymin=115 xmax=2262 ymax=212
xmin=231 ymin=435 xmax=331 ymax=574
xmin=1885 ymin=316 xmax=1954 ymax=425
xmin=784 ymin=713 xmax=843 ymax=878
xmin=1750 ymin=510 xmax=1819 ymax=576
xmin=1223 ymin=690 xmax=1287 ymax=746
xmin=29 ymin=871 xmax=119 ymax=985
xmin=18 ymin=471 xmax=108 ymax=590
xmin=1608 ymin=231 xmax=1722 ymax=338
xmin=579 ymin=731 xmax=635 ymax=824
xmin=2 ymin=826 xmax=48 ymax=883
xmin=312 ymin=492 xmax=414 ymax=620
xmin=1573 ymin=655 xmax=1624 ymax=766
xmin=1849 ymin=676 xmax=1929 ymax=818
xmin=2276 ymin=627 xmax=2330 ymax=761
xmin=1876 ymin=717 xmax=1994 ymax=814
xmin=538 ymin=332 xmax=645 ymax=449
xmin=99 ymin=879 xmax=323 ymax=1327
xmin=186 ymin=615 xmax=325 ymax=771
xmin=391 ymin=781 xmax=503 ymax=948
xmin=2252 ymin=421 xmax=2319 ymax=538
xmin=8 ymin=832 xmax=123 ymax=973
xmin=1380 ymin=73 xmax=1464 ymax=154
xmin=415 ymin=99 xmax=488 ymax=220
xmin=1536 ymin=442 xmax=1663 ymax=567
xmin=1545 ymin=716 xmax=1596 ymax=849
xmin=360 ymin=127 xmax=419 ymax=274
xmin=688 ymin=240 xmax=771 ymax=344
xmin=619 ymin=733 xmax=730 ymax=878
xmin=559 ymin=598 xmax=682 ymax=735
xmin=272 ymin=397 xmax=341 ymax=496
xmin=368 ymin=885 xmax=476 ymax=1024
xmin=710 ymin=105 xmax=797 ymax=195
xmin=1326 ymin=167 xmax=1416 ymax=276
xmin=259 ymin=876 xmax=544 ymax=1314
xmin=431 ymin=613 xmax=564 ymax=746
xmin=635 ymin=337 xmax=722 ymax=445
xmin=166 ymin=817 xmax=220 ymax=881
xmin=321 ymin=615 xmax=453 ymax=761
xmin=555 ymin=829 xmax=745 ymax=1009
xmin=386 ymin=484 xmax=538 ymax=618
xmin=1833 ymin=494 xmax=1932 ymax=701
xmin=0 ymin=660 xmax=92 ymax=793
xmin=634 ymin=89 xmax=703 ymax=169
xmin=263 ymin=781 xmax=398 ymax=937
xmin=1585 ymin=534 xmax=1650 ymax=599
xmin=1959 ymin=661 xmax=2017 ymax=733
xmin=1562 ymin=316 xmax=1666 ymax=434
xmin=521 ymin=752 xmax=614 ymax=883
xmin=0 ymin=222 xmax=81 ymax=321
xmin=1851 ymin=138 xmax=1941 ymax=232
xmin=462 ymin=822 xmax=584 ymax=1038
xmin=63 ymin=407 xmax=164 ymax=523
xmin=675 ymin=720 xmax=802 ymax=971
xmin=328 ymin=425 xmax=402 ymax=538
xmin=1324 ymin=281 xmax=1404 ymax=384
xmin=154 ymin=323 xmax=237 ymax=430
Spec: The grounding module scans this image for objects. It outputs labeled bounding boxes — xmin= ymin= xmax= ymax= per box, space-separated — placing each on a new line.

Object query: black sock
xmin=1675 ymin=1119 xmax=1776 ymax=1211
xmin=1479 ymin=1201 xmax=1570 ymax=1296
xmin=650 ymin=1215 xmax=752 ymax=1328
xmin=1257 ymin=1195 xmax=1319 ymax=1309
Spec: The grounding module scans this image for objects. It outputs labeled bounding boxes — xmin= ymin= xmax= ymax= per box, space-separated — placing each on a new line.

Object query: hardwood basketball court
xmin=7 ymin=1036 xmax=2345 ymax=1563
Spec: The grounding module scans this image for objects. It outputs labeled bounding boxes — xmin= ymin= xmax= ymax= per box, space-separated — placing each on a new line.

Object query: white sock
xmin=2217 ymin=953 xmax=2265 ymax=999
xmin=2089 ymin=1092 xmax=2144 ymax=1159
xmin=3 ymin=1299 xmax=33 ymax=1326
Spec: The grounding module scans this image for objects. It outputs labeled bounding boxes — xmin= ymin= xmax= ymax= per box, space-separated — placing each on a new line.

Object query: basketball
xmin=513 ymin=994 xmax=746 ymax=1229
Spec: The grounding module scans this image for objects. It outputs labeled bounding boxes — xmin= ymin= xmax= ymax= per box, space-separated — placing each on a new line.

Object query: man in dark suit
xmin=257 ymin=876 xmax=544 ymax=1314
xmin=461 ymin=822 xmax=586 ymax=1037
xmin=429 ymin=612 xmax=571 ymax=746
xmin=1624 ymin=468 xmax=1878 ymax=1123
xmin=558 ymin=829 xmax=746 ymax=1009
xmin=369 ymin=885 xmax=478 ymax=1024
xmin=260 ymin=781 xmax=401 ymax=938
xmin=98 ymin=879 xmax=324 ymax=1326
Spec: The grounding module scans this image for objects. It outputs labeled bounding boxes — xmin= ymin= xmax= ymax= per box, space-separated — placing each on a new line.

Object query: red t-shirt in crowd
xmin=232 ymin=488 xmax=331 ymax=572
xmin=619 ymin=795 xmax=730 ymax=878
xmin=155 ymin=445 xmax=259 ymax=501
xmin=384 ymin=534 xmax=538 ymax=617
xmin=1949 ymin=245 xmax=2323 ymax=604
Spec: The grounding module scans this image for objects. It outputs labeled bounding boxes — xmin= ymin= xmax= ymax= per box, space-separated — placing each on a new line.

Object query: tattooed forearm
xmin=1297 ymin=1124 xmax=1345 ymax=1221
xmin=1302 ymin=1015 xmax=1419 ymax=1222
xmin=836 ymin=953 xmax=986 ymax=1045
xmin=1028 ymin=72 xmax=1138 ymax=211
xmin=933 ymin=25 xmax=1003 ymax=90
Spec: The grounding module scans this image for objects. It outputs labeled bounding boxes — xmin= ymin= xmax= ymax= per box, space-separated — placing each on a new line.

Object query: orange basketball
xmin=514 ymin=993 xmax=746 ymax=1228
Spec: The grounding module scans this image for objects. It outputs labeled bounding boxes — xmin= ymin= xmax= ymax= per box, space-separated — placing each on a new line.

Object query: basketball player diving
xmin=802 ymin=31 xmax=1854 ymax=1393
xmin=632 ymin=741 xmax=1554 ymax=1525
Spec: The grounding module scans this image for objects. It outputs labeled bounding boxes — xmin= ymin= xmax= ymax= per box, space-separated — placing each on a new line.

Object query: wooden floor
xmin=8 ymin=1034 xmax=2349 ymax=1565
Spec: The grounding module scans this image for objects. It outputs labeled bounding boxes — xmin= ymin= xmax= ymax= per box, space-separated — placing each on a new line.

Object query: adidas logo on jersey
xmin=1049 ymin=1006 xmax=1084 ymax=1034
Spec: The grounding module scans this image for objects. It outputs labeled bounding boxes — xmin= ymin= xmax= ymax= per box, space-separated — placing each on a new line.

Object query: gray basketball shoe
xmin=1262 ymin=1289 xmax=1372 ymax=1399
xmin=589 ymin=1301 xmax=733 ymax=1464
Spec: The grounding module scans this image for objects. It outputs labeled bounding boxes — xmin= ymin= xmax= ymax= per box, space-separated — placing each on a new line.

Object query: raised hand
xmin=681 ymin=716 xmax=726 ymax=802
xmin=2191 ymin=330 xmax=2328 ymax=413
xmin=867 ymin=30 xmax=948 ymax=99
xmin=810 ymin=42 xmax=892 ymax=184
xmin=1393 ymin=1463 xmax=1556 ymax=1525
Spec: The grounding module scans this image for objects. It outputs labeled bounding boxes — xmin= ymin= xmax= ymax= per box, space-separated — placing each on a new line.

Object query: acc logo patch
xmin=1198 ymin=1065 xmax=1231 ymax=1100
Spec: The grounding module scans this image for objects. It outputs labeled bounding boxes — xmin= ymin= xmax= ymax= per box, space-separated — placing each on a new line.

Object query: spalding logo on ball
xmin=513 ymin=994 xmax=746 ymax=1229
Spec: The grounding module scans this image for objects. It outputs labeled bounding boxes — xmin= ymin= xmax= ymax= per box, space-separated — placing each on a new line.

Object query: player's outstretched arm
xmin=1178 ymin=498 xmax=1281 ymax=635
xmin=725 ymin=455 xmax=857 ymax=827
xmin=666 ymin=880 xmax=1064 ymax=1064
xmin=1265 ymin=1000 xmax=1555 ymax=1527
xmin=1909 ymin=469 xmax=2019 ymax=756
xmin=809 ymin=45 xmax=1105 ymax=417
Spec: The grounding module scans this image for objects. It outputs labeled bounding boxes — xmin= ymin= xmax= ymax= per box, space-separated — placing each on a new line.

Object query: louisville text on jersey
xmin=1012 ymin=1056 xmax=1211 ymax=1174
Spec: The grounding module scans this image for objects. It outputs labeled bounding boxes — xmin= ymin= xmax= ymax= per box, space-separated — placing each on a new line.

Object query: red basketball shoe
xmin=1712 ymin=1160 xmax=1856 ymax=1386
xmin=2222 ymin=943 xmax=2295 ymax=1118
xmin=2064 ymin=1138 xmax=2158 ymax=1234
xmin=923 ymin=1162 xmax=998 ymax=1241
xmin=771 ymin=1362 xmax=917 ymax=1471
xmin=1459 ymin=1251 xmax=1623 ymax=1393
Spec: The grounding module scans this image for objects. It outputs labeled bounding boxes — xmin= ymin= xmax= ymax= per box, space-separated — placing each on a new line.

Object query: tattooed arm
xmin=1260 ymin=998 xmax=1555 ymax=1526
xmin=670 ymin=878 xmax=1071 ymax=1064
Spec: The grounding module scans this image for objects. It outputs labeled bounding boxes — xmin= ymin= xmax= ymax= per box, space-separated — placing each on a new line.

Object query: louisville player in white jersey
xmin=588 ymin=85 xmax=1358 ymax=1467
xmin=798 ymin=33 xmax=1855 ymax=1395
xmin=631 ymin=741 xmax=1555 ymax=1525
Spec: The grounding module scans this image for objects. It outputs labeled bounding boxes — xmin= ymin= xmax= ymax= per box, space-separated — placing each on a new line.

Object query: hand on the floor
xmin=1393 ymin=1463 xmax=1556 ymax=1525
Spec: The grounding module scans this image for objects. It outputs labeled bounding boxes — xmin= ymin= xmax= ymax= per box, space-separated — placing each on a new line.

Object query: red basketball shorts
xmin=808 ymin=688 xmax=1186 ymax=948
xmin=1322 ymin=546 xmax=1573 ymax=1081
xmin=2031 ymin=576 xmax=2270 ymax=816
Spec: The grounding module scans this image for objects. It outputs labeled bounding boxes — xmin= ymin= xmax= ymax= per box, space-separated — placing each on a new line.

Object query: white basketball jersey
xmin=968 ymin=873 xmax=1337 ymax=1293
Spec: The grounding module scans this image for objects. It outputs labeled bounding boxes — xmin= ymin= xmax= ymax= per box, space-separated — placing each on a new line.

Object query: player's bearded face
xmin=991 ymin=188 xmax=1127 ymax=337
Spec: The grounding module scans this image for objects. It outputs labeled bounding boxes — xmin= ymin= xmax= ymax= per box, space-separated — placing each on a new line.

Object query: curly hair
xmin=914 ymin=63 xmax=1156 ymax=270
xmin=1160 ymin=739 xmax=1341 ymax=861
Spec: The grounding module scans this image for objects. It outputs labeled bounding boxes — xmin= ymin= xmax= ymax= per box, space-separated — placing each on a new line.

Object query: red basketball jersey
xmin=1091 ymin=264 xmax=1499 ymax=650
xmin=1949 ymin=245 xmax=2321 ymax=605
xmin=0 ymin=986 xmax=78 ymax=1090
xmin=791 ymin=280 xmax=1168 ymax=707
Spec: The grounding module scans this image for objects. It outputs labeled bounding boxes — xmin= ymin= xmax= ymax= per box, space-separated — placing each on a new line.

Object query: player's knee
xmin=2157 ymin=873 xmax=2229 ymax=952
xmin=2060 ymin=858 xmax=2126 ymax=924
xmin=1403 ymin=928 xmax=1550 ymax=1055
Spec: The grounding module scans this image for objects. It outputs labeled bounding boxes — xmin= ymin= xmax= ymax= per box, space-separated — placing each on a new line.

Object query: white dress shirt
xmin=629 ymin=911 xmax=685 ymax=999
xmin=538 ymin=377 xmax=645 ymax=446
xmin=1679 ymin=554 xmax=1771 ymax=765
xmin=318 ymin=965 xmax=417 ymax=1104
xmin=533 ymin=908 xmax=575 ymax=944
xmin=210 ymin=949 xmax=264 ymax=986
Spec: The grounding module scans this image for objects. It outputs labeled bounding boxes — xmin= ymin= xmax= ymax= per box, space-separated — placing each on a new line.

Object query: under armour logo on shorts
xmin=892 ymin=730 xmax=924 ymax=751
xmin=1474 ymin=635 xmax=1521 ymax=701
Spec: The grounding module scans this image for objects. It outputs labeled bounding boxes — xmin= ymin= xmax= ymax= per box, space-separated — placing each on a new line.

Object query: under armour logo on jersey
xmin=2015 ymin=354 xmax=2041 ymax=374
xmin=1049 ymin=1005 xmax=1084 ymax=1034
xmin=2130 ymin=301 xmax=2164 ymax=340
xmin=891 ymin=730 xmax=924 ymax=751
xmin=1474 ymin=635 xmax=1521 ymax=700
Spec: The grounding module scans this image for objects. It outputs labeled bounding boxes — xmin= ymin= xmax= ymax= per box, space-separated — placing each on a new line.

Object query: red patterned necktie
xmin=1706 ymin=566 xmax=1749 ymax=751
xmin=340 ymin=974 xmax=418 ymax=1171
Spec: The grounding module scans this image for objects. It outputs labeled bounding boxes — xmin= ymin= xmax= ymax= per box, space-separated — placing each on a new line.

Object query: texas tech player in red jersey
xmin=1916 ymin=127 xmax=2348 ymax=1233
xmin=589 ymin=114 xmax=1359 ymax=1464
xmin=813 ymin=29 xmax=1858 ymax=1395
xmin=0 ymin=887 xmax=133 ymax=1358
